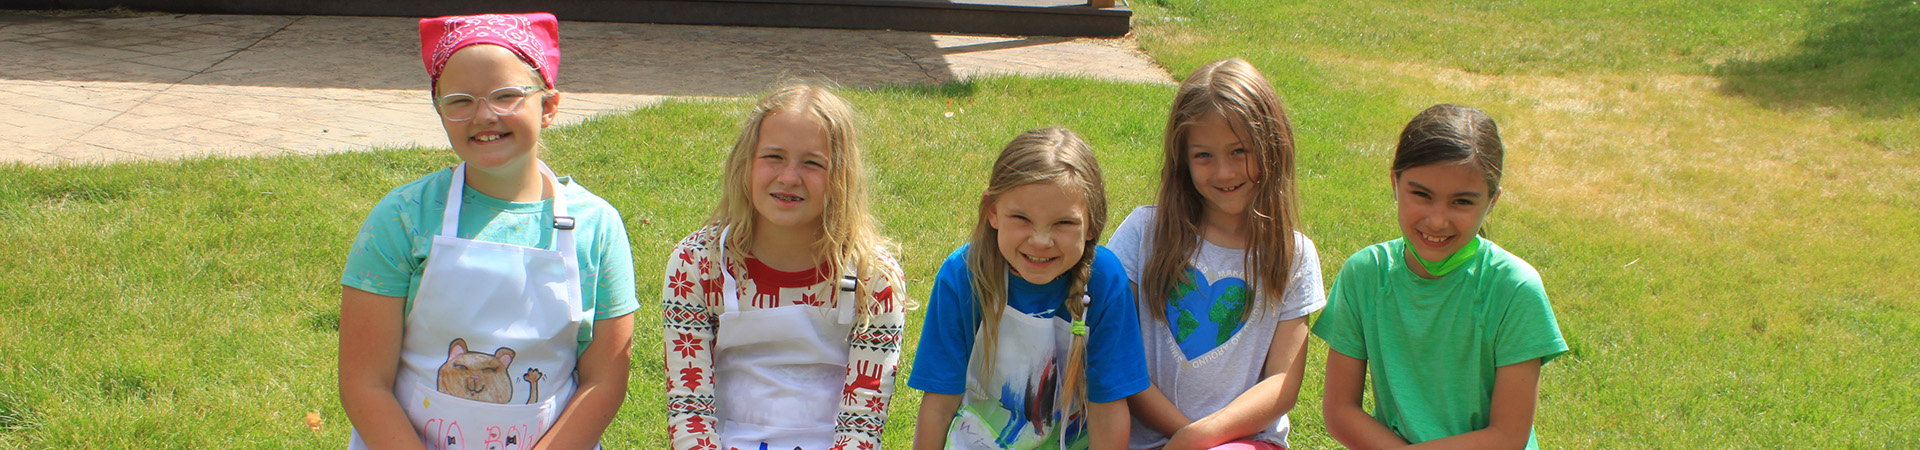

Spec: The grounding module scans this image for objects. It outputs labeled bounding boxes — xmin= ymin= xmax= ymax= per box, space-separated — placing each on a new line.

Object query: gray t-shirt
xmin=1106 ymin=206 xmax=1326 ymax=449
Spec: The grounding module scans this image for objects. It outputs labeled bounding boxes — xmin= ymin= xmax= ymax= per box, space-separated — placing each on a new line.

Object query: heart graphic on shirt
xmin=1166 ymin=268 xmax=1250 ymax=360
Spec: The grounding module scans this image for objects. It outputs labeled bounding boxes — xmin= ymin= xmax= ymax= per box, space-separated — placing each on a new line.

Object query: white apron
xmin=349 ymin=163 xmax=591 ymax=450
xmin=712 ymin=227 xmax=859 ymax=450
xmin=946 ymin=299 xmax=1080 ymax=450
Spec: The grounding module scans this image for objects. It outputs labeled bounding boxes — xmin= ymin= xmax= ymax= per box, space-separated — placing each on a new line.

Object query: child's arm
xmin=532 ymin=313 xmax=636 ymax=450
xmin=1086 ymin=397 xmax=1132 ymax=450
xmin=663 ymin=243 xmax=723 ymax=450
xmin=1396 ymin=359 xmax=1541 ymax=450
xmin=338 ymin=286 xmax=428 ymax=450
xmin=912 ymin=392 xmax=963 ymax=450
xmin=833 ymin=280 xmax=907 ymax=449
xmin=538 ymin=205 xmax=642 ymax=450
xmin=1083 ymin=248 xmax=1149 ymax=450
xmin=1124 ymin=282 xmax=1199 ymax=437
xmin=1163 ymin=315 xmax=1312 ymax=450
xmin=1322 ymin=349 xmax=1411 ymax=450
xmin=1126 ymin=385 xmax=1191 ymax=435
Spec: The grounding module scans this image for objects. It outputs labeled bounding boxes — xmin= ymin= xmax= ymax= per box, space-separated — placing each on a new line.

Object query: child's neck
xmin=464 ymin=162 xmax=550 ymax=203
xmin=1198 ymin=207 xmax=1249 ymax=249
xmin=749 ymin=220 xmax=824 ymax=272
xmin=1404 ymin=245 xmax=1440 ymax=280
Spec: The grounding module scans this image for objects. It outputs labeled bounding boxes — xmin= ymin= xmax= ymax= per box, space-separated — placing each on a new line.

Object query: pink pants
xmin=1206 ymin=441 xmax=1285 ymax=450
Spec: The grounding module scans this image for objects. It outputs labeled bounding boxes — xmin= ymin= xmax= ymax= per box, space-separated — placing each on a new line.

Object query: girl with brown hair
xmin=1107 ymin=58 xmax=1323 ymax=450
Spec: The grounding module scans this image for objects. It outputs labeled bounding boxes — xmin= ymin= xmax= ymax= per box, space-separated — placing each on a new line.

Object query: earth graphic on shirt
xmin=1168 ymin=267 xmax=1250 ymax=360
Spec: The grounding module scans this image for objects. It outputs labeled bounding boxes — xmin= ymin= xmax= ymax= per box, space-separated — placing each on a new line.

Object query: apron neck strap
xmin=716 ymin=225 xmax=859 ymax=325
xmin=717 ymin=226 xmax=743 ymax=313
xmin=442 ymin=162 xmax=570 ymax=238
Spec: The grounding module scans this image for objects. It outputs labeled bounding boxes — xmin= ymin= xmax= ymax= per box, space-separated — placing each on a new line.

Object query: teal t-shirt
xmin=1311 ymin=237 xmax=1567 ymax=448
xmin=340 ymin=167 xmax=640 ymax=354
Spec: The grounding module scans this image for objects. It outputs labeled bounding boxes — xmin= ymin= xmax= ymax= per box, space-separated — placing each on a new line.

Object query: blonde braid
xmin=1057 ymin=244 xmax=1096 ymax=417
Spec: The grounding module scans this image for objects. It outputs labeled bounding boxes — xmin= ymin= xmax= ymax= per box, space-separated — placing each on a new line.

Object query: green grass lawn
xmin=2 ymin=0 xmax=1916 ymax=448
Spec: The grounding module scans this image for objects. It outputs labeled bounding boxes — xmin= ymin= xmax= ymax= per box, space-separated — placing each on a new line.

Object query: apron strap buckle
xmin=552 ymin=216 xmax=576 ymax=230
xmin=836 ymin=274 xmax=858 ymax=325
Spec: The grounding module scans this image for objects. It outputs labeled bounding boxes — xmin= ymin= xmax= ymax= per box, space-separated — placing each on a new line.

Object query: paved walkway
xmin=0 ymin=11 xmax=1171 ymax=164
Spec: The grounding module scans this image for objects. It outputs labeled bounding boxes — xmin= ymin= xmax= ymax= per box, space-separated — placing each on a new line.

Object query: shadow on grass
xmin=867 ymin=80 xmax=982 ymax=99
xmin=0 ymin=389 xmax=40 ymax=433
xmin=1715 ymin=0 xmax=1920 ymax=118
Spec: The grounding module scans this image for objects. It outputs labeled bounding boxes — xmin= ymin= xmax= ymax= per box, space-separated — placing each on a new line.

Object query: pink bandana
xmin=419 ymin=12 xmax=560 ymax=91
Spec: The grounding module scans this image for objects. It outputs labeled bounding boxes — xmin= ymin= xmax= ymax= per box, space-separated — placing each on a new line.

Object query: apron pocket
xmin=946 ymin=407 xmax=1016 ymax=450
xmin=399 ymin=379 xmax=566 ymax=450
xmin=721 ymin=420 xmax=835 ymax=450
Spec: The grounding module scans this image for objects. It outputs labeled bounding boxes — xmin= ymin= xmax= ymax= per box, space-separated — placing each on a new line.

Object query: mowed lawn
xmin=1 ymin=1 xmax=1915 ymax=448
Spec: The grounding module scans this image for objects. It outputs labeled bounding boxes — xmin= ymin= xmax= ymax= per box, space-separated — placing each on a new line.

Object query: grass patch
xmin=0 ymin=390 xmax=40 ymax=432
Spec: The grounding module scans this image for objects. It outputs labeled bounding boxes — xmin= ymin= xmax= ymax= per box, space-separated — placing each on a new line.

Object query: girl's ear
xmin=1488 ymin=186 xmax=1502 ymax=208
xmin=984 ymin=199 xmax=1002 ymax=231
xmin=539 ymin=91 xmax=562 ymax=129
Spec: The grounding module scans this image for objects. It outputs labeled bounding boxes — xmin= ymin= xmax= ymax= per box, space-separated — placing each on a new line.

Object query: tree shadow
xmin=1715 ymin=0 xmax=1920 ymax=118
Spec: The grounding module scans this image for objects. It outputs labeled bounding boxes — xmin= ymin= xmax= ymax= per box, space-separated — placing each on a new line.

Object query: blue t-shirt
xmin=340 ymin=167 xmax=640 ymax=354
xmin=909 ymin=244 xmax=1151 ymax=404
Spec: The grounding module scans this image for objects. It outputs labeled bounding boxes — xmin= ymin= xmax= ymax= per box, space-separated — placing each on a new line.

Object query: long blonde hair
xmin=1142 ymin=57 xmax=1302 ymax=325
xmin=708 ymin=83 xmax=906 ymax=321
xmin=967 ymin=127 xmax=1109 ymax=413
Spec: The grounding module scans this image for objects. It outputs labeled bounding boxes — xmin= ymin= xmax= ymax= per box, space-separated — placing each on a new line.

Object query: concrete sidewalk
xmin=0 ymin=11 xmax=1171 ymax=165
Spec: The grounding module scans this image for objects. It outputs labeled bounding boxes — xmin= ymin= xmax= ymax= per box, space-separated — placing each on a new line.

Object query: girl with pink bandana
xmin=338 ymin=13 xmax=638 ymax=450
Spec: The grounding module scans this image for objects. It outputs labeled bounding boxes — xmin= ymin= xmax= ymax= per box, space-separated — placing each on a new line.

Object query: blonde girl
xmin=911 ymin=127 xmax=1150 ymax=450
xmin=1107 ymin=58 xmax=1324 ymax=450
xmin=662 ymin=83 xmax=908 ymax=450
xmin=339 ymin=13 xmax=636 ymax=450
xmin=1314 ymin=104 xmax=1568 ymax=449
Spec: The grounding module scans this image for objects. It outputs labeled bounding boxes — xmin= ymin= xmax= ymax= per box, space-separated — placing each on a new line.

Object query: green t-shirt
xmin=1311 ymin=237 xmax=1567 ymax=448
xmin=340 ymin=167 xmax=640 ymax=354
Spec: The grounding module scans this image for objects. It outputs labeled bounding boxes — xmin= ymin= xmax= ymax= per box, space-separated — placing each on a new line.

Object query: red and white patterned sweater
xmin=663 ymin=225 xmax=905 ymax=450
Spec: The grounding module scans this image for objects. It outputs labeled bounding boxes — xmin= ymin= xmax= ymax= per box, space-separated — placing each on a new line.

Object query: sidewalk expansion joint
xmin=871 ymin=34 xmax=943 ymax=85
xmin=59 ymin=16 xmax=305 ymax=156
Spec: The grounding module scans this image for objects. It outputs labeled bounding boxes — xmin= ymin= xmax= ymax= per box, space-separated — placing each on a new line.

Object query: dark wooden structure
xmin=10 ymin=0 xmax=1132 ymax=37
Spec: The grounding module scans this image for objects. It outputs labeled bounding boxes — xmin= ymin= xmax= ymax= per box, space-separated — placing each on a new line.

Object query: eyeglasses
xmin=435 ymin=86 xmax=542 ymax=122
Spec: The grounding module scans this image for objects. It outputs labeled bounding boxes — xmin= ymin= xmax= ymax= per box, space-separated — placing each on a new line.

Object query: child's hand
xmin=1161 ymin=418 xmax=1225 ymax=450
xmin=1162 ymin=432 xmax=1203 ymax=450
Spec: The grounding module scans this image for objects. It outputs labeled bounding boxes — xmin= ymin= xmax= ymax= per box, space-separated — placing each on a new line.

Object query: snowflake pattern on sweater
xmin=663 ymin=225 xmax=905 ymax=450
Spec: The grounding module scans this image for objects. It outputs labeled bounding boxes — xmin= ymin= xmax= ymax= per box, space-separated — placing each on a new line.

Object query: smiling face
xmin=1185 ymin=111 xmax=1260 ymax=226
xmin=434 ymin=45 xmax=556 ymax=173
xmin=988 ymin=181 xmax=1091 ymax=285
xmin=1394 ymin=162 xmax=1499 ymax=263
xmin=749 ymin=109 xmax=832 ymax=233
